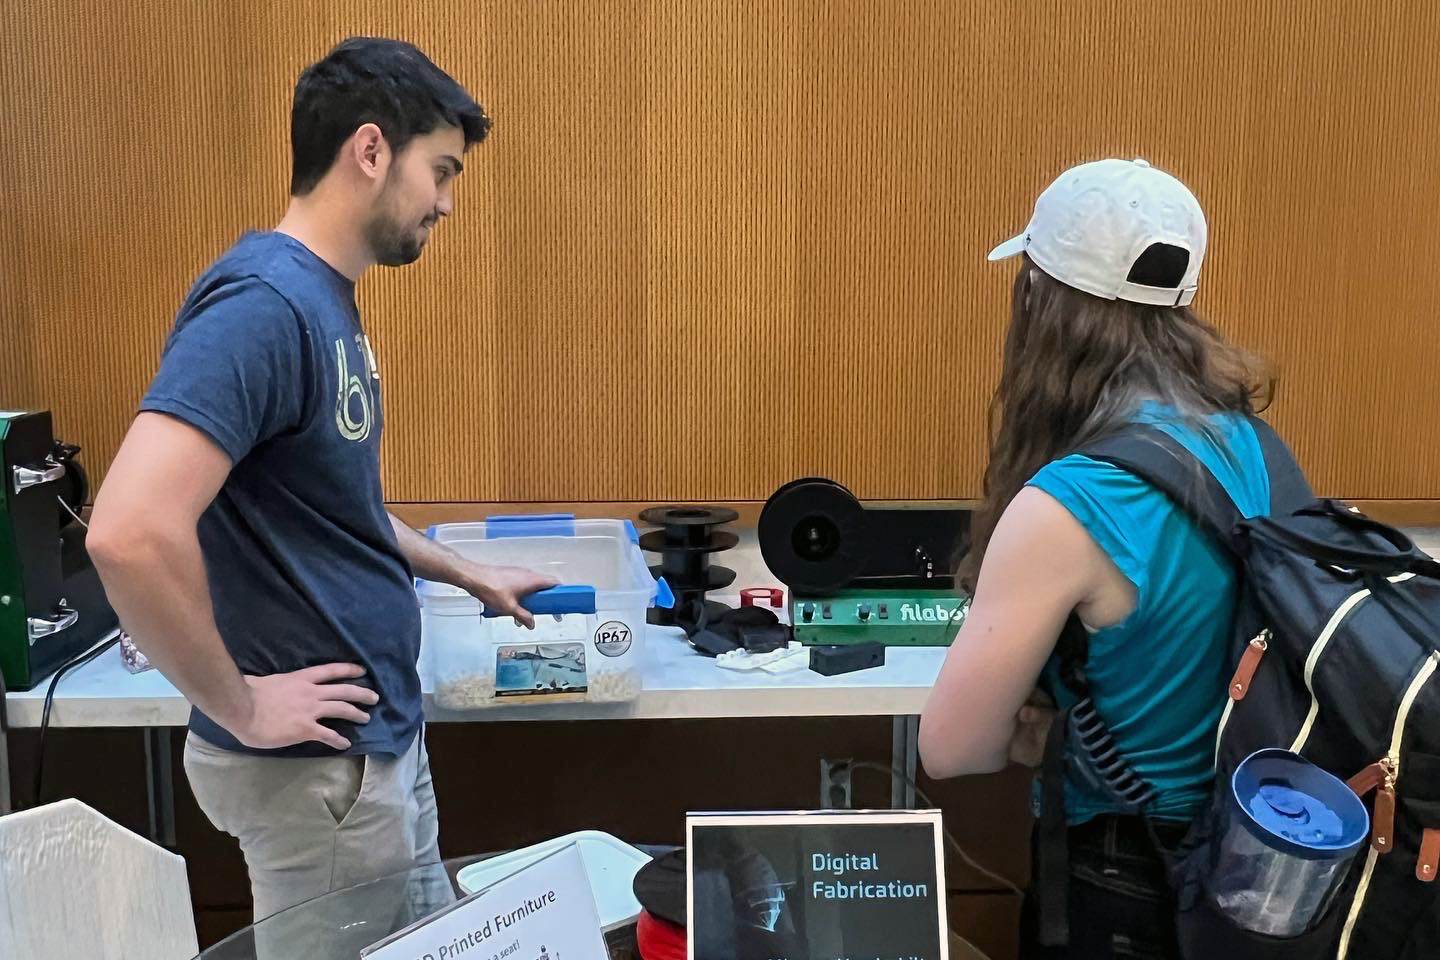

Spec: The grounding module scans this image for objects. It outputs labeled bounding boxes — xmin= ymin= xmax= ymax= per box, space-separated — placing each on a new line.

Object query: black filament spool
xmin=639 ymin=505 xmax=739 ymax=627
xmin=757 ymin=478 xmax=867 ymax=595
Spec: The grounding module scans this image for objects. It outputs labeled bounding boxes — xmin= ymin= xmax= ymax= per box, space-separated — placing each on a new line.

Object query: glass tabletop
xmin=193 ymin=848 xmax=670 ymax=960
xmin=194 ymin=857 xmax=474 ymax=960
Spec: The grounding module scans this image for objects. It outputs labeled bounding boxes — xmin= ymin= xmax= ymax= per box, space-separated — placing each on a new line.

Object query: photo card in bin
xmin=495 ymin=641 xmax=589 ymax=700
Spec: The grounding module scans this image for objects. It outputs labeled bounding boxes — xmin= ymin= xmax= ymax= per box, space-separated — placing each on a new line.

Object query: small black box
xmin=809 ymin=642 xmax=886 ymax=677
xmin=739 ymin=624 xmax=791 ymax=653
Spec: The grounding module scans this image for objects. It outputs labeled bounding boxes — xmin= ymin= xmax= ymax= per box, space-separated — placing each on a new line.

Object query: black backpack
xmin=1035 ymin=415 xmax=1440 ymax=959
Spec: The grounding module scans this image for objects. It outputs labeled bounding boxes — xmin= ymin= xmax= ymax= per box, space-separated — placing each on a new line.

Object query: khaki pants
xmin=183 ymin=729 xmax=446 ymax=926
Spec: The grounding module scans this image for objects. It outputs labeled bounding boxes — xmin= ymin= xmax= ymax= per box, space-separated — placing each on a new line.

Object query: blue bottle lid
xmin=1230 ymin=749 xmax=1370 ymax=860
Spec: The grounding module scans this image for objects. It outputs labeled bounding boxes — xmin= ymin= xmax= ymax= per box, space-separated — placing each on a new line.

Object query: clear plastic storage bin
xmin=419 ymin=515 xmax=673 ymax=709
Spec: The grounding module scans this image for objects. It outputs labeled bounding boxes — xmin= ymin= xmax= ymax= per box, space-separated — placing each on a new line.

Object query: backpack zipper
xmin=1419 ymin=829 xmax=1439 ymax=883
xmin=1210 ymin=587 xmax=1371 ymax=764
xmin=1290 ymin=572 xmax=1416 ymax=754
xmin=1213 ymin=574 xmax=1419 ymax=767
xmin=1372 ymin=758 xmax=1397 ymax=855
xmin=1290 ymin=588 xmax=1373 ymax=753
xmin=1336 ymin=650 xmax=1440 ymax=960
xmin=1346 ymin=759 xmax=1388 ymax=800
xmin=1228 ymin=630 xmax=1270 ymax=701
xmin=1213 ymin=630 xmax=1269 ymax=770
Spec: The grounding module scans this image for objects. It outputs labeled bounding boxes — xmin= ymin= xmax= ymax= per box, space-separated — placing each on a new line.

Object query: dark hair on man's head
xmin=290 ymin=37 xmax=491 ymax=196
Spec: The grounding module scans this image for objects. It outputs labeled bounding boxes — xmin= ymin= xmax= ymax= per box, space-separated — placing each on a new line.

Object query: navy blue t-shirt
xmin=142 ymin=231 xmax=421 ymax=758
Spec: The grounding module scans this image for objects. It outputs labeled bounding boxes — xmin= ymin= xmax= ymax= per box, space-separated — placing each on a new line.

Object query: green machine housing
xmin=759 ymin=478 xmax=972 ymax=647
xmin=0 ymin=410 xmax=117 ymax=690
xmin=790 ymin=589 xmax=970 ymax=646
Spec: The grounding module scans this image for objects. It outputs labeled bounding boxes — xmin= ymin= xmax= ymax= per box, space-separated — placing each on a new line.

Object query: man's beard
xmin=365 ymin=206 xmax=433 ymax=267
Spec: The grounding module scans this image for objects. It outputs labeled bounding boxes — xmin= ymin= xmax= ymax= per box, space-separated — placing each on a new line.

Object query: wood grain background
xmin=3 ymin=0 xmax=1438 ymax=504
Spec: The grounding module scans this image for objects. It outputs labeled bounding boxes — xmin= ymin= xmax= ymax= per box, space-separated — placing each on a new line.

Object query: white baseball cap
xmin=987 ymin=158 xmax=1207 ymax=307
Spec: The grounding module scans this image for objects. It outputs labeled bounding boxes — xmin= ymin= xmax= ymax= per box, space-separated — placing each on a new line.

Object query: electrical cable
xmin=33 ymin=634 xmax=119 ymax=805
xmin=56 ymin=494 xmax=88 ymax=530
xmin=31 ymin=496 xmax=120 ymax=806
xmin=845 ymin=760 xmax=1025 ymax=896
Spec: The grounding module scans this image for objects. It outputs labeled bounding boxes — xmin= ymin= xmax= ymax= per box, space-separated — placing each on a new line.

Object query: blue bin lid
xmin=1230 ymin=748 xmax=1370 ymax=860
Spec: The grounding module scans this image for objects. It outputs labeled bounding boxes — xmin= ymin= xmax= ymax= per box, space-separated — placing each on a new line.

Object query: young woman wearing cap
xmin=918 ymin=159 xmax=1278 ymax=958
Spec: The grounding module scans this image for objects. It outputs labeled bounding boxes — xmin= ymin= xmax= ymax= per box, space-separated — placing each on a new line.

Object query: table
xmin=2 ymin=621 xmax=948 ymax=839
xmin=5 ymin=625 xmax=948 ymax=728
xmin=2 ymin=533 xmax=950 ymax=830
xmin=192 ymin=849 xmax=670 ymax=960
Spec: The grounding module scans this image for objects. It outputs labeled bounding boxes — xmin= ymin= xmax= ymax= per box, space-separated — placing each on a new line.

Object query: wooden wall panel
xmin=3 ymin=1 xmax=1439 ymax=503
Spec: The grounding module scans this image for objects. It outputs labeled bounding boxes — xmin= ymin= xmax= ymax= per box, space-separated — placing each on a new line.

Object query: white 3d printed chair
xmin=0 ymin=798 xmax=198 ymax=959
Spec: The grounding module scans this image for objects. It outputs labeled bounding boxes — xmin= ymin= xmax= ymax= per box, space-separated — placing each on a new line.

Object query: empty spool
xmin=638 ymin=506 xmax=739 ymax=628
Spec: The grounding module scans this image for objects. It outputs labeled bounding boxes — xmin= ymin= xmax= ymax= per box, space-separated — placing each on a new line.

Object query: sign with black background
xmin=687 ymin=812 xmax=948 ymax=960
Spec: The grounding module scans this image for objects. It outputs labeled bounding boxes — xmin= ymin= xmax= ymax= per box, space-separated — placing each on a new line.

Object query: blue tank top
xmin=1027 ymin=406 xmax=1271 ymax=822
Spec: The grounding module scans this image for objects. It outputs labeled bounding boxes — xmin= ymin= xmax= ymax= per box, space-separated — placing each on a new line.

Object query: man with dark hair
xmin=88 ymin=38 xmax=554 ymax=920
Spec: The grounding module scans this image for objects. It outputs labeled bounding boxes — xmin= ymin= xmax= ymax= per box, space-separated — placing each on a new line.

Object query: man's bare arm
xmin=89 ymin=413 xmax=376 ymax=750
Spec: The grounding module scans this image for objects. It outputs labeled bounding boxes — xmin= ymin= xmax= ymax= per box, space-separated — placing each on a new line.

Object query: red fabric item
xmin=636 ymin=909 xmax=687 ymax=960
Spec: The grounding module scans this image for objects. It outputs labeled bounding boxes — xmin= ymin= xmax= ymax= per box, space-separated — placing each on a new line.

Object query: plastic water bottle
xmin=1206 ymin=748 xmax=1369 ymax=936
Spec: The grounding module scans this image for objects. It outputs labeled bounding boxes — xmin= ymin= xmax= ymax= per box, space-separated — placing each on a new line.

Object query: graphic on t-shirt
xmin=335 ymin=336 xmax=374 ymax=442
xmin=360 ymin=332 xmax=381 ymax=381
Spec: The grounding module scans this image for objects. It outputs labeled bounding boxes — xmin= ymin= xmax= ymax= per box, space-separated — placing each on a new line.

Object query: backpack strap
xmin=1074 ymin=426 xmax=1240 ymax=543
xmin=1248 ymin=414 xmax=1313 ymax=514
xmin=1071 ymin=413 xmax=1308 ymax=547
xmin=1034 ymin=607 xmax=1094 ymax=943
xmin=1035 ymin=697 xmax=1076 ymax=946
xmin=1034 ymin=413 xmax=1305 ymax=946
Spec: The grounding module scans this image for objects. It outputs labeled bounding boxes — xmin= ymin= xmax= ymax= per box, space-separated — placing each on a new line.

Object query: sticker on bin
xmin=594 ymin=621 xmax=633 ymax=658
xmin=420 ymin=515 xmax=672 ymax=709
xmin=496 ymin=641 xmax=588 ymax=700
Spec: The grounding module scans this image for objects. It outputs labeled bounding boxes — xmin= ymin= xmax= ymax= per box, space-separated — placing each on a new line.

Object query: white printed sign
xmin=362 ymin=844 xmax=609 ymax=960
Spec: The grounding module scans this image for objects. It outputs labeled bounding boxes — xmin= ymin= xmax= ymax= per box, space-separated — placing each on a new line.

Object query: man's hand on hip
xmin=234 ymin=663 xmax=381 ymax=751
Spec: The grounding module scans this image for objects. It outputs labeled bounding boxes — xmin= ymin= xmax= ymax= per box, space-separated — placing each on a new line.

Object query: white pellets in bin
xmin=419 ymin=516 xmax=673 ymax=709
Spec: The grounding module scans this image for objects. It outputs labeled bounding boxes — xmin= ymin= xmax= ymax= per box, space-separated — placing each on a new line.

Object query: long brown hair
xmin=957 ymin=257 xmax=1273 ymax=590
